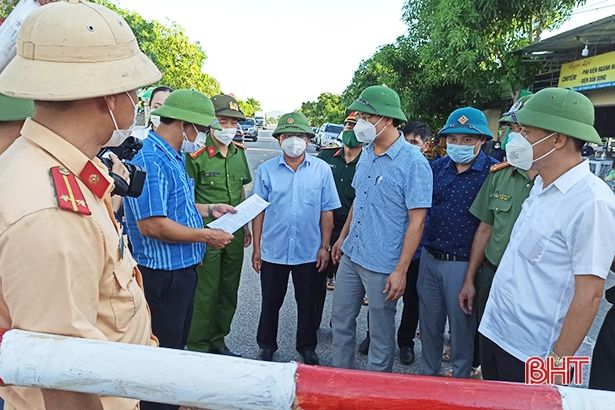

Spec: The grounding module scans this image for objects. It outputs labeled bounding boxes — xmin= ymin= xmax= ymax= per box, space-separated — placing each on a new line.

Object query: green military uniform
xmin=469 ymin=162 xmax=534 ymax=322
xmin=185 ymin=96 xmax=252 ymax=353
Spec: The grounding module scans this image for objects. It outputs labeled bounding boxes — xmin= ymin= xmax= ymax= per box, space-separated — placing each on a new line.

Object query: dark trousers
xmin=590 ymin=305 xmax=615 ymax=391
xmin=314 ymin=224 xmax=343 ymax=329
xmin=139 ymin=265 xmax=198 ymax=410
xmin=473 ymin=260 xmax=498 ymax=368
xmin=257 ymin=261 xmax=322 ymax=353
xmin=365 ymin=258 xmax=420 ymax=349
xmin=480 ymin=335 xmax=525 ymax=382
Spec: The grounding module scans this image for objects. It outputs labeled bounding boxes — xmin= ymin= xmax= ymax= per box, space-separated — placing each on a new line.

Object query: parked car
xmin=314 ymin=123 xmax=344 ymax=149
xmin=233 ymin=125 xmax=244 ymax=143
xmin=239 ymin=118 xmax=258 ymax=142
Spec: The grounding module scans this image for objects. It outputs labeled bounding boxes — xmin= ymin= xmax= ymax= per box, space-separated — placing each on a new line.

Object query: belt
xmin=427 ymin=248 xmax=469 ymax=262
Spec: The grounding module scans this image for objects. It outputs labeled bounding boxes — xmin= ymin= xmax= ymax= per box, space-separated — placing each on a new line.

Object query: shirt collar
xmin=278 ymin=153 xmax=312 ymax=167
xmin=206 ymin=134 xmax=236 ymax=157
xmin=367 ymin=134 xmax=405 ymax=159
xmin=545 ymin=160 xmax=591 ymax=194
xmin=21 ymin=118 xmax=114 ymax=198
xmin=148 ymin=130 xmax=183 ymax=161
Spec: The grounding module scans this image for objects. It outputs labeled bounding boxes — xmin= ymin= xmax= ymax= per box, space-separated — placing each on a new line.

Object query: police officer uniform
xmin=186 ymin=94 xmax=252 ymax=354
xmin=0 ymin=1 xmax=161 ymax=409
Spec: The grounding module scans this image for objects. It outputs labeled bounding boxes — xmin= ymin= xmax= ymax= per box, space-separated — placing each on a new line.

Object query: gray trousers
xmin=331 ymin=254 xmax=398 ymax=372
xmin=417 ymin=250 xmax=476 ymax=378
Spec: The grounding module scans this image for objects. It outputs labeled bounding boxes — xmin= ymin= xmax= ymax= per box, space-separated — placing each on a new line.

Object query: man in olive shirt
xmin=186 ymin=94 xmax=252 ymax=356
xmin=458 ymin=160 xmax=537 ymax=322
xmin=315 ymin=112 xmax=362 ymax=322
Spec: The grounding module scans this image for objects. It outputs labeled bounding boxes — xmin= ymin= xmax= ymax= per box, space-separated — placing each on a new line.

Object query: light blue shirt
xmin=253 ymin=154 xmax=341 ymax=265
xmin=124 ymin=131 xmax=205 ymax=270
xmin=341 ymin=136 xmax=433 ymax=274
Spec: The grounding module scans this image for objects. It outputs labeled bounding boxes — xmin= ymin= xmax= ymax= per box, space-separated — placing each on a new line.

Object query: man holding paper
xmin=185 ymin=94 xmax=252 ymax=357
xmin=252 ymin=112 xmax=341 ymax=365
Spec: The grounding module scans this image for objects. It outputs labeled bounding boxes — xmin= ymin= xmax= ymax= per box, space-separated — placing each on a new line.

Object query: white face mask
xmin=214 ymin=128 xmax=236 ymax=146
xmin=505 ymin=131 xmax=556 ymax=171
xmin=353 ymin=117 xmax=384 ymax=144
xmin=193 ymin=125 xmax=208 ymax=147
xmin=104 ymin=92 xmax=138 ymax=147
xmin=150 ymin=115 xmax=161 ymax=129
xmin=181 ymin=131 xmax=201 ymax=153
xmin=281 ymin=136 xmax=307 ymax=157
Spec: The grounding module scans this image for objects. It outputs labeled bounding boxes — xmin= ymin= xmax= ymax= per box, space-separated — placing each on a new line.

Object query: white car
xmin=315 ymin=123 xmax=344 ymax=149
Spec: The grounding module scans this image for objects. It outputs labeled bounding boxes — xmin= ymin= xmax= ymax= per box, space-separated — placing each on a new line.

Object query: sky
xmin=115 ymin=0 xmax=615 ymax=113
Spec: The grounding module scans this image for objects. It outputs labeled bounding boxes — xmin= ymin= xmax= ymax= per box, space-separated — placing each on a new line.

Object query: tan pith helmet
xmin=0 ymin=0 xmax=161 ymax=101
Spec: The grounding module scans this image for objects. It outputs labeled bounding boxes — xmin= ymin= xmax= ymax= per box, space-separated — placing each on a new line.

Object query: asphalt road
xmin=226 ymin=129 xmax=613 ymax=385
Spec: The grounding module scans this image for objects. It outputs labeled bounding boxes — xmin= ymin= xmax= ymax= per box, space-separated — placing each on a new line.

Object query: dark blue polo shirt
xmin=425 ymin=150 xmax=499 ymax=258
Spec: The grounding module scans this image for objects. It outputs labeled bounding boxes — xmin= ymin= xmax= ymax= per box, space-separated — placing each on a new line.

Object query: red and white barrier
xmin=0 ymin=329 xmax=613 ymax=409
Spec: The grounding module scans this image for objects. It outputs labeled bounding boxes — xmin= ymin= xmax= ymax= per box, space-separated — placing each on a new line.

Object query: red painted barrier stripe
xmin=294 ymin=364 xmax=564 ymax=410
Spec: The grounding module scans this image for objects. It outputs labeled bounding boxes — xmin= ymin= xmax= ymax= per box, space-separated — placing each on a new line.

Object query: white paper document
xmin=207 ymin=194 xmax=270 ymax=234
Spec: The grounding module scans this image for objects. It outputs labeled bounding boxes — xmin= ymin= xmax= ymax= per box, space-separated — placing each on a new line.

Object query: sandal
xmin=442 ymin=345 xmax=452 ymax=362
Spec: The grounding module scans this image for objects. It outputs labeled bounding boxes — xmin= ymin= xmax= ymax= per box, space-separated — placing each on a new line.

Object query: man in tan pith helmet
xmin=0 ymin=1 xmax=162 ymax=409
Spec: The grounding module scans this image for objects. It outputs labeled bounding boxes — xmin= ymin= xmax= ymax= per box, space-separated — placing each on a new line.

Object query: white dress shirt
xmin=480 ymin=160 xmax=615 ymax=362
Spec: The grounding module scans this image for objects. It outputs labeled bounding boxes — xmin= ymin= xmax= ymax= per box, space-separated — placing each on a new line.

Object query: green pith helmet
xmin=212 ymin=94 xmax=246 ymax=120
xmin=0 ymin=94 xmax=34 ymax=122
xmin=272 ymin=112 xmax=314 ymax=138
xmin=152 ymin=89 xmax=218 ymax=129
xmin=347 ymin=85 xmax=407 ymax=122
xmin=500 ymin=93 xmax=533 ymax=124
xmin=515 ymin=87 xmax=602 ymax=145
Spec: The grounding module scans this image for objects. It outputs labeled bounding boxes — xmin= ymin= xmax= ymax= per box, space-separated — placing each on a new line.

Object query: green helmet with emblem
xmin=0 ymin=0 xmax=161 ymax=100
xmin=273 ymin=112 xmax=314 ymax=138
xmin=499 ymin=92 xmax=533 ymax=124
xmin=0 ymin=94 xmax=34 ymax=122
xmin=347 ymin=85 xmax=407 ymax=122
xmin=152 ymin=89 xmax=221 ymax=129
xmin=211 ymin=94 xmax=246 ymax=120
xmin=515 ymin=87 xmax=601 ymax=145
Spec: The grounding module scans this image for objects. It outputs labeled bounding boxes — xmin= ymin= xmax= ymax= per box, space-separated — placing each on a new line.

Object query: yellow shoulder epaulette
xmin=189 ymin=146 xmax=207 ymax=159
xmin=490 ymin=161 xmax=511 ymax=173
xmin=233 ymin=141 xmax=246 ymax=151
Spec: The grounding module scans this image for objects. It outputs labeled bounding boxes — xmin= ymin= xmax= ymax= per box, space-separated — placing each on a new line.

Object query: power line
xmin=572 ymin=4 xmax=615 ymax=14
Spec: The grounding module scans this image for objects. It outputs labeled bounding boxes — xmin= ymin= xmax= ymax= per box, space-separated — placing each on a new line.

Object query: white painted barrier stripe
xmin=0 ymin=330 xmax=298 ymax=410
xmin=556 ymin=385 xmax=615 ymax=410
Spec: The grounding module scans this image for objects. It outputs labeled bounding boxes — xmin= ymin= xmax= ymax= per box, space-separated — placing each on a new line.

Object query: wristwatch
xmin=207 ymin=204 xmax=214 ymax=218
xmin=320 ymin=245 xmax=331 ymax=252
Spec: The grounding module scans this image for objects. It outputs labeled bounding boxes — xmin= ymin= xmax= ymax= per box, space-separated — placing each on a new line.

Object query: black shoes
xmin=300 ymin=349 xmax=319 ymax=365
xmin=357 ymin=336 xmax=370 ymax=355
xmin=399 ymin=346 xmax=415 ymax=365
xmin=210 ymin=345 xmax=241 ymax=358
xmin=258 ymin=348 xmax=274 ymax=362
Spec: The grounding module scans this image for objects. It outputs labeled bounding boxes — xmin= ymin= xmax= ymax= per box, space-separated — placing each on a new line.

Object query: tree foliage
xmin=344 ymin=0 xmax=585 ymax=127
xmin=300 ymin=92 xmax=346 ymax=126
xmin=238 ymin=97 xmax=261 ymax=118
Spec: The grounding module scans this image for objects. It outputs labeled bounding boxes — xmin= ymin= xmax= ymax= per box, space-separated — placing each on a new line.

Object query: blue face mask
xmin=446 ymin=143 xmax=477 ymax=164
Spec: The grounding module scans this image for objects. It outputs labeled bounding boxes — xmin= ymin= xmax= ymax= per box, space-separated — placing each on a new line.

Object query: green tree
xmin=238 ymin=97 xmax=261 ymax=118
xmin=300 ymin=92 xmax=345 ymax=126
xmin=0 ymin=0 xmax=19 ymax=20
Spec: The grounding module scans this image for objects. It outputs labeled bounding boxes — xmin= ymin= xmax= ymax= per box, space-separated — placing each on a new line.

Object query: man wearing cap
xmin=499 ymin=93 xmax=532 ymax=151
xmin=186 ymin=94 xmax=252 ymax=357
xmin=124 ymin=89 xmax=235 ymax=359
xmin=331 ymin=86 xmax=432 ymax=372
xmin=252 ymin=112 xmax=341 ymax=365
xmin=0 ymin=94 xmax=34 ymax=154
xmin=316 ymin=111 xmax=362 ymax=294
xmin=419 ymin=107 xmax=499 ymax=378
xmin=479 ymin=87 xmax=615 ymax=383
xmin=0 ymin=1 xmax=161 ymax=409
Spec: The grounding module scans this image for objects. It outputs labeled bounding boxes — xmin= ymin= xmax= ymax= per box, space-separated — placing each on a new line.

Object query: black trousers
xmin=313 ymin=223 xmax=343 ymax=330
xmin=139 ymin=265 xmax=198 ymax=410
xmin=590 ymin=305 xmax=615 ymax=391
xmin=480 ymin=335 xmax=525 ymax=382
xmin=365 ymin=258 xmax=420 ymax=349
xmin=257 ymin=261 xmax=322 ymax=353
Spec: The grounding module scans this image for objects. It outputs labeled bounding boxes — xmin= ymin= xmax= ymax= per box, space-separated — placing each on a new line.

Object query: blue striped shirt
xmin=124 ymin=131 xmax=205 ymax=270
xmin=341 ymin=136 xmax=433 ymax=274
